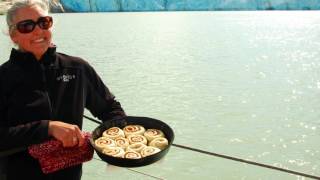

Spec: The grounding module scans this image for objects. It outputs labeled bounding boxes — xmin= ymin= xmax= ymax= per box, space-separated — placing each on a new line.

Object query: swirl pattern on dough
xmin=94 ymin=126 xmax=170 ymax=160
xmin=149 ymin=137 xmax=168 ymax=150
xmin=127 ymin=134 xmax=147 ymax=145
xmin=140 ymin=146 xmax=161 ymax=157
xmin=94 ymin=137 xmax=115 ymax=151
xmin=123 ymin=125 xmax=145 ymax=137
xmin=114 ymin=137 xmax=129 ymax=149
xmin=144 ymin=129 xmax=165 ymax=142
xmin=102 ymin=147 xmax=125 ymax=158
xmin=126 ymin=143 xmax=146 ymax=153
xmin=102 ymin=127 xmax=125 ymax=139
xmin=124 ymin=151 xmax=141 ymax=159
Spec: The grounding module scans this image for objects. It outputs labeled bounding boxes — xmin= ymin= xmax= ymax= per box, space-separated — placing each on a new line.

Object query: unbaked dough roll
xmin=123 ymin=125 xmax=145 ymax=137
xmin=124 ymin=151 xmax=141 ymax=159
xmin=149 ymin=137 xmax=168 ymax=150
xmin=102 ymin=127 xmax=125 ymax=139
xmin=144 ymin=129 xmax=165 ymax=142
xmin=127 ymin=134 xmax=147 ymax=145
xmin=126 ymin=143 xmax=146 ymax=153
xmin=114 ymin=137 xmax=129 ymax=149
xmin=94 ymin=137 xmax=116 ymax=151
xmin=140 ymin=146 xmax=161 ymax=157
xmin=102 ymin=147 xmax=125 ymax=158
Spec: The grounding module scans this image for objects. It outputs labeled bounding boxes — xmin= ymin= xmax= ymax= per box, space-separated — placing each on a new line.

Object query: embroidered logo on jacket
xmin=56 ymin=74 xmax=76 ymax=82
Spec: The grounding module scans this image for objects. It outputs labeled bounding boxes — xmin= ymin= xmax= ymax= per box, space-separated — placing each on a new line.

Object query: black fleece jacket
xmin=0 ymin=47 xmax=126 ymax=179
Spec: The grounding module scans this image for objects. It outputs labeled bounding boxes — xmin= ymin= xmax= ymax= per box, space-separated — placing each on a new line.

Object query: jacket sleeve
xmin=0 ymin=68 xmax=50 ymax=151
xmin=83 ymin=63 xmax=126 ymax=122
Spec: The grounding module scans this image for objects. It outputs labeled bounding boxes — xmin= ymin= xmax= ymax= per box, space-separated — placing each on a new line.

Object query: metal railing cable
xmin=84 ymin=115 xmax=320 ymax=180
xmin=171 ymin=144 xmax=320 ymax=179
xmin=126 ymin=168 xmax=164 ymax=180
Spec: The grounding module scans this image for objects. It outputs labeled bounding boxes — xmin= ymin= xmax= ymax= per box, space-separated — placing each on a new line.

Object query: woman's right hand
xmin=48 ymin=121 xmax=85 ymax=147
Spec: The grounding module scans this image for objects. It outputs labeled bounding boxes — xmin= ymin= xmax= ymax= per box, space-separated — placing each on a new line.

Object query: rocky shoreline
xmin=0 ymin=1 xmax=12 ymax=15
xmin=0 ymin=0 xmax=64 ymax=15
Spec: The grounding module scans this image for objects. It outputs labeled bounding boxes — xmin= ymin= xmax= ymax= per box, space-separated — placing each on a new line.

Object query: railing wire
xmin=84 ymin=115 xmax=320 ymax=180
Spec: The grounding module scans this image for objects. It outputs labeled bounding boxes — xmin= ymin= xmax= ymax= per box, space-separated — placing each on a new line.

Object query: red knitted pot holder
xmin=28 ymin=132 xmax=94 ymax=174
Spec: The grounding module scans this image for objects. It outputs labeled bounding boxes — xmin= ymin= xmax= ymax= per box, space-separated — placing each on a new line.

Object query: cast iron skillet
xmin=90 ymin=116 xmax=174 ymax=167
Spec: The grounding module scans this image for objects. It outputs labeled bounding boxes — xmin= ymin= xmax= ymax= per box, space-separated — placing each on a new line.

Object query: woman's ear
xmin=9 ymin=30 xmax=18 ymax=44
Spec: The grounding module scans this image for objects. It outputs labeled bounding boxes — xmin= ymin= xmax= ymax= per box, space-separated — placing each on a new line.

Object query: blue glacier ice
xmin=60 ymin=0 xmax=91 ymax=12
xmin=59 ymin=0 xmax=320 ymax=12
xmin=166 ymin=0 xmax=258 ymax=10
xmin=90 ymin=0 xmax=120 ymax=12
xmin=120 ymin=0 xmax=165 ymax=11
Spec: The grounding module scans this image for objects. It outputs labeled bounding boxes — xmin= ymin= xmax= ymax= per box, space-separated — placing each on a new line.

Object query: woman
xmin=0 ymin=0 xmax=126 ymax=179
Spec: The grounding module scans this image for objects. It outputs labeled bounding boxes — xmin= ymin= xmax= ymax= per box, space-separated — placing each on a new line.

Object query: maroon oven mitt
xmin=28 ymin=132 xmax=94 ymax=174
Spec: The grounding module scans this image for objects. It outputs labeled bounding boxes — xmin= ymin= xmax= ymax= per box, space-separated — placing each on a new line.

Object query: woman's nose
xmin=32 ymin=24 xmax=43 ymax=35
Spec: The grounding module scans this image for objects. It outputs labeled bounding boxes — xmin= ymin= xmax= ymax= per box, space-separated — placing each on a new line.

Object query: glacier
xmin=60 ymin=0 xmax=320 ymax=12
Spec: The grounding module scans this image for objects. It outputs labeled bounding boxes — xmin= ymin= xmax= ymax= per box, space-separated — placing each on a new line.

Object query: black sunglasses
xmin=11 ymin=16 xmax=53 ymax=34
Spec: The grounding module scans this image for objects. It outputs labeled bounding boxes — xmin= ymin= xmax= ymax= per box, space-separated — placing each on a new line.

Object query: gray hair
xmin=6 ymin=0 xmax=49 ymax=28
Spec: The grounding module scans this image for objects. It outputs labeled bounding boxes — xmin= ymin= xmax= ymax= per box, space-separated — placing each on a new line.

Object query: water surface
xmin=1 ymin=11 xmax=319 ymax=179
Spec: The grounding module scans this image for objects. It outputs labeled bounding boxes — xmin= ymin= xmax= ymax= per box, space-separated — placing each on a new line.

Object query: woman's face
xmin=10 ymin=5 xmax=52 ymax=60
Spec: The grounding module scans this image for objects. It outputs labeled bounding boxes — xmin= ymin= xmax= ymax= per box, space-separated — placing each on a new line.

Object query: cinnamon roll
xmin=144 ymin=129 xmax=165 ymax=142
xmin=102 ymin=127 xmax=125 ymax=139
xmin=114 ymin=137 xmax=129 ymax=149
xmin=149 ymin=137 xmax=168 ymax=150
xmin=102 ymin=147 xmax=125 ymax=158
xmin=127 ymin=134 xmax=147 ymax=145
xmin=123 ymin=125 xmax=145 ymax=137
xmin=94 ymin=137 xmax=116 ymax=151
xmin=126 ymin=143 xmax=146 ymax=153
xmin=140 ymin=146 xmax=161 ymax=157
xmin=124 ymin=151 xmax=141 ymax=159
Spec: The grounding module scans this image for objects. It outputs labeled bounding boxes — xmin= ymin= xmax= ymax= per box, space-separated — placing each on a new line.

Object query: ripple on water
xmin=287 ymin=159 xmax=310 ymax=167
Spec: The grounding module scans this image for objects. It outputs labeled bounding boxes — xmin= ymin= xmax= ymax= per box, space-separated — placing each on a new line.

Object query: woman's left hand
xmin=48 ymin=121 xmax=85 ymax=147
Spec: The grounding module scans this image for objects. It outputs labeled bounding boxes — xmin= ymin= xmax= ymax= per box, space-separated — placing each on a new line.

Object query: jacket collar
xmin=9 ymin=46 xmax=57 ymax=66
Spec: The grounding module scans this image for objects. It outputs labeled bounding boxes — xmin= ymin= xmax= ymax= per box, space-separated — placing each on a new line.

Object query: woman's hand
xmin=48 ymin=121 xmax=85 ymax=147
